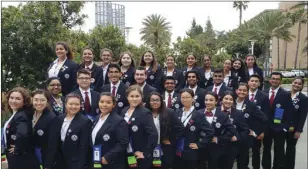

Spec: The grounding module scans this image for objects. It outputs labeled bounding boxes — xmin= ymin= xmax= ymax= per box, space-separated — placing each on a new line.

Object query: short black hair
xmin=213 ymin=68 xmax=224 ymax=75
xmin=185 ymin=70 xmax=200 ymax=80
xmin=270 ymin=72 xmax=283 ymax=80
xmin=77 ymin=68 xmax=91 ymax=77
xmin=108 ymin=63 xmax=121 ymax=72
xmin=179 ymin=88 xmax=195 ymax=97
xmin=248 ymin=74 xmax=261 ymax=81
xmin=163 ymin=76 xmax=176 ymax=84
xmin=205 ymin=91 xmax=219 ymax=102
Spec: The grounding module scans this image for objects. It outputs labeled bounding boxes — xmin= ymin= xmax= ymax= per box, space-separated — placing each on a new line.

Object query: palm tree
xmin=140 ymin=14 xmax=172 ymax=51
xmin=289 ymin=2 xmax=308 ymax=68
xmin=233 ymin=1 xmax=249 ymax=26
xmin=251 ymin=10 xmax=294 ymax=76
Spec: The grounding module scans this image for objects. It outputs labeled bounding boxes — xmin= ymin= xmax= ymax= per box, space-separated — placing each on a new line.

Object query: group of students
xmin=2 ymin=41 xmax=308 ymax=169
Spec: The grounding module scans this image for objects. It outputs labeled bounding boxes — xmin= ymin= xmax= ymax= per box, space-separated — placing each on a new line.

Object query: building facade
xmin=95 ymin=1 xmax=125 ymax=36
xmin=271 ymin=2 xmax=307 ymax=69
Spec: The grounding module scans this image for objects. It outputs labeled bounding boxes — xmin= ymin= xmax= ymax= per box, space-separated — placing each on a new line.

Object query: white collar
xmin=165 ymin=91 xmax=174 ymax=96
xmin=54 ymin=57 xmax=67 ymax=64
xmin=214 ymin=83 xmax=223 ymax=88
xmin=111 ymin=81 xmax=120 ymax=88
xmin=270 ymin=87 xmax=280 ymax=93
xmin=249 ymin=89 xmax=258 ymax=96
xmin=183 ymin=106 xmax=195 ymax=114
xmin=140 ymin=82 xmax=146 ymax=89
xmin=79 ymin=87 xmax=91 ymax=94
xmin=85 ymin=62 xmax=94 ymax=69
xmin=189 ymin=85 xmax=198 ymax=92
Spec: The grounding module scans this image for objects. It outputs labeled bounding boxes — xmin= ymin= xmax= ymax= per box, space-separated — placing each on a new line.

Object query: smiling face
xmin=65 ymin=97 xmax=81 ymax=115
xmin=246 ymin=56 xmax=255 ymax=68
xmin=121 ymin=54 xmax=132 ymax=67
xmin=143 ymin=52 xmax=154 ymax=65
xmin=248 ymin=77 xmax=260 ymax=91
xmin=236 ymin=85 xmax=248 ymax=99
xmin=186 ymin=55 xmax=196 ymax=67
xmin=180 ymin=91 xmax=194 ymax=108
xmin=292 ymin=79 xmax=303 ymax=92
xmin=82 ymin=49 xmax=94 ymax=62
xmin=8 ymin=92 xmax=24 ymax=112
xmin=233 ymin=60 xmax=241 ymax=70
xmin=56 ymin=44 xmax=67 ymax=59
xmin=269 ymin=74 xmax=282 ymax=88
xmin=224 ymin=60 xmax=232 ymax=71
xmin=101 ymin=51 xmax=112 ymax=65
xmin=47 ymin=79 xmax=62 ymax=95
xmin=127 ymin=90 xmax=142 ymax=108
xmin=99 ymin=95 xmax=115 ymax=115
xmin=32 ymin=94 xmax=48 ymax=112
xmin=213 ymin=72 xmax=224 ymax=85
xmin=187 ymin=72 xmax=198 ymax=86
xmin=134 ymin=69 xmax=147 ymax=84
xmin=77 ymin=73 xmax=91 ymax=90
xmin=108 ymin=67 xmax=122 ymax=84
xmin=164 ymin=79 xmax=176 ymax=92
xmin=149 ymin=94 xmax=161 ymax=110
xmin=166 ymin=56 xmax=175 ymax=68
xmin=222 ymin=94 xmax=234 ymax=110
xmin=205 ymin=94 xmax=217 ymax=110
xmin=203 ymin=56 xmax=211 ymax=67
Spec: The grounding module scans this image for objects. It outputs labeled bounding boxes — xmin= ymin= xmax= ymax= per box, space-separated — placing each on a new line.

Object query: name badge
xmin=176 ymin=138 xmax=185 ymax=157
xmin=93 ymin=145 xmax=102 ymax=168
xmin=34 ymin=147 xmax=42 ymax=164
xmin=273 ymin=108 xmax=284 ymax=124
xmin=153 ymin=145 xmax=162 ymax=167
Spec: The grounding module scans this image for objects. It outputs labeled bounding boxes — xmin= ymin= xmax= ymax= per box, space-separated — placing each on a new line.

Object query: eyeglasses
xmin=150 ymin=99 xmax=161 ymax=103
xmin=49 ymin=84 xmax=61 ymax=87
xmin=78 ymin=77 xmax=91 ymax=80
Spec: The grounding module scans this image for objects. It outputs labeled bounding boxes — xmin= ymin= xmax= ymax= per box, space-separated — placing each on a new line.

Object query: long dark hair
xmin=56 ymin=41 xmax=73 ymax=60
xmin=31 ymin=89 xmax=53 ymax=113
xmin=118 ymin=51 xmax=135 ymax=68
xmin=140 ymin=51 xmax=158 ymax=73
xmin=245 ymin=54 xmax=258 ymax=68
xmin=232 ymin=58 xmax=248 ymax=81
xmin=144 ymin=91 xmax=169 ymax=131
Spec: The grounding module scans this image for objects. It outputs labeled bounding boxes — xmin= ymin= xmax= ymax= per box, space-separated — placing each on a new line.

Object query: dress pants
xmin=285 ymin=131 xmax=298 ymax=169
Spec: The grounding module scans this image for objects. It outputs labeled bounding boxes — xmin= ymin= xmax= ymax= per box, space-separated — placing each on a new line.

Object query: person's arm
xmin=142 ymin=112 xmax=158 ymax=158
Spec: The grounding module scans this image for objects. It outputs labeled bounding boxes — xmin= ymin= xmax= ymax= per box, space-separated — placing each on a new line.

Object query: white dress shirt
xmin=189 ymin=85 xmax=197 ymax=95
xmin=205 ymin=108 xmax=216 ymax=124
xmin=124 ymin=110 xmax=132 ymax=123
xmin=110 ymin=81 xmax=121 ymax=94
xmin=236 ymin=100 xmax=244 ymax=111
xmin=269 ymin=87 xmax=280 ymax=99
xmin=80 ymin=88 xmax=92 ymax=105
xmin=248 ymin=68 xmax=254 ymax=76
xmin=48 ymin=57 xmax=67 ymax=78
xmin=85 ymin=62 xmax=94 ymax=70
xmin=153 ymin=115 xmax=160 ymax=144
xmin=205 ymin=71 xmax=211 ymax=80
xmin=249 ymin=89 xmax=258 ymax=101
xmin=102 ymin=63 xmax=110 ymax=81
xmin=92 ymin=113 xmax=110 ymax=144
xmin=181 ymin=106 xmax=195 ymax=127
xmin=61 ymin=116 xmax=75 ymax=141
xmin=140 ymin=82 xmax=146 ymax=92
xmin=165 ymin=91 xmax=174 ymax=106
xmin=224 ymin=71 xmax=231 ymax=86
xmin=292 ymin=91 xmax=299 ymax=100
xmin=3 ymin=111 xmax=17 ymax=146
xmin=212 ymin=83 xmax=223 ymax=94
xmin=166 ymin=70 xmax=173 ymax=76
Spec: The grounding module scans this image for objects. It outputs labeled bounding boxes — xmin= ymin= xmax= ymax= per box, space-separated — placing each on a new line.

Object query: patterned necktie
xmin=112 ymin=86 xmax=116 ymax=96
xmin=250 ymin=93 xmax=255 ymax=101
xmin=205 ymin=111 xmax=213 ymax=117
xmin=84 ymin=91 xmax=91 ymax=113
xmin=167 ymin=94 xmax=172 ymax=108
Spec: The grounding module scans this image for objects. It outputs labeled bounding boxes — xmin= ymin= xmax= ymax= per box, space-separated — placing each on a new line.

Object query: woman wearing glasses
xmin=46 ymin=77 xmax=64 ymax=116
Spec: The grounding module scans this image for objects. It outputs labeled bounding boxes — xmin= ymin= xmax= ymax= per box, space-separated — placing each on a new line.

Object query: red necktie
xmin=112 ymin=86 xmax=116 ymax=96
xmin=250 ymin=93 xmax=255 ymax=101
xmin=84 ymin=91 xmax=91 ymax=113
xmin=214 ymin=87 xmax=218 ymax=95
xmin=269 ymin=90 xmax=275 ymax=106
xmin=167 ymin=94 xmax=172 ymax=108
xmin=205 ymin=111 xmax=213 ymax=117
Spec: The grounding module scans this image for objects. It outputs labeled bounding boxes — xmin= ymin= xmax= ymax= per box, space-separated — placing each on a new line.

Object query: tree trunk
xmin=294 ymin=22 xmax=301 ymax=69
xmin=284 ymin=41 xmax=288 ymax=69
xmin=277 ymin=38 xmax=280 ymax=70
xmin=239 ymin=8 xmax=242 ymax=25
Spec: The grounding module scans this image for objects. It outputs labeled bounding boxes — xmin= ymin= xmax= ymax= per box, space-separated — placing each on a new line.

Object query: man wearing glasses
xmin=71 ymin=69 xmax=100 ymax=121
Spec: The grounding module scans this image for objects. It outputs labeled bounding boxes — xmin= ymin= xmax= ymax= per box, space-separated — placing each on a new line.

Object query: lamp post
xmin=235 ymin=52 xmax=240 ymax=59
xmin=249 ymin=40 xmax=256 ymax=55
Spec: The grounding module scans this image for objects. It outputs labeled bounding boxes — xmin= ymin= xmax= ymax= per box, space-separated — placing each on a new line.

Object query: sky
xmin=2 ymin=1 xmax=280 ymax=47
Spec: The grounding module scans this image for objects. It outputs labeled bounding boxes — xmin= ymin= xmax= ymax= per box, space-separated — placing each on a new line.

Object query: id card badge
xmin=273 ymin=108 xmax=284 ymax=124
xmin=153 ymin=145 xmax=162 ymax=167
xmin=34 ymin=147 xmax=42 ymax=164
xmin=127 ymin=138 xmax=138 ymax=168
xmin=93 ymin=145 xmax=102 ymax=168
xmin=176 ymin=137 xmax=185 ymax=157
xmin=289 ymin=126 xmax=295 ymax=132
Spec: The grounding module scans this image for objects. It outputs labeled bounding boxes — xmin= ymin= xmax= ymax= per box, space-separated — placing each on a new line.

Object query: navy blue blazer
xmin=264 ymin=88 xmax=295 ymax=132
xmin=47 ymin=59 xmax=78 ymax=96
xmin=89 ymin=112 xmax=129 ymax=169
xmin=198 ymin=67 xmax=214 ymax=89
xmin=232 ymin=69 xmax=248 ymax=84
xmin=142 ymin=83 xmax=158 ymax=103
xmin=102 ymin=64 xmax=111 ymax=86
xmin=191 ymin=86 xmax=206 ymax=110
xmin=225 ymin=72 xmax=238 ymax=91
xmin=162 ymin=68 xmax=185 ymax=92
xmin=205 ymin=85 xmax=232 ymax=106
xmin=120 ymin=66 xmax=136 ymax=87
xmin=289 ymin=92 xmax=308 ymax=133
xmin=4 ymin=109 xmax=40 ymax=169
xmin=176 ymin=108 xmax=214 ymax=160
xmin=198 ymin=108 xmax=236 ymax=145
xmin=100 ymin=82 xmax=129 ymax=114
xmin=32 ymin=108 xmax=56 ymax=167
xmin=71 ymin=89 xmax=100 ymax=119
xmin=120 ymin=106 xmax=158 ymax=158
xmin=145 ymin=64 xmax=164 ymax=92
xmin=45 ymin=112 xmax=92 ymax=169
xmin=239 ymin=98 xmax=268 ymax=136
xmin=78 ymin=63 xmax=104 ymax=93
xmin=226 ymin=107 xmax=250 ymax=142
